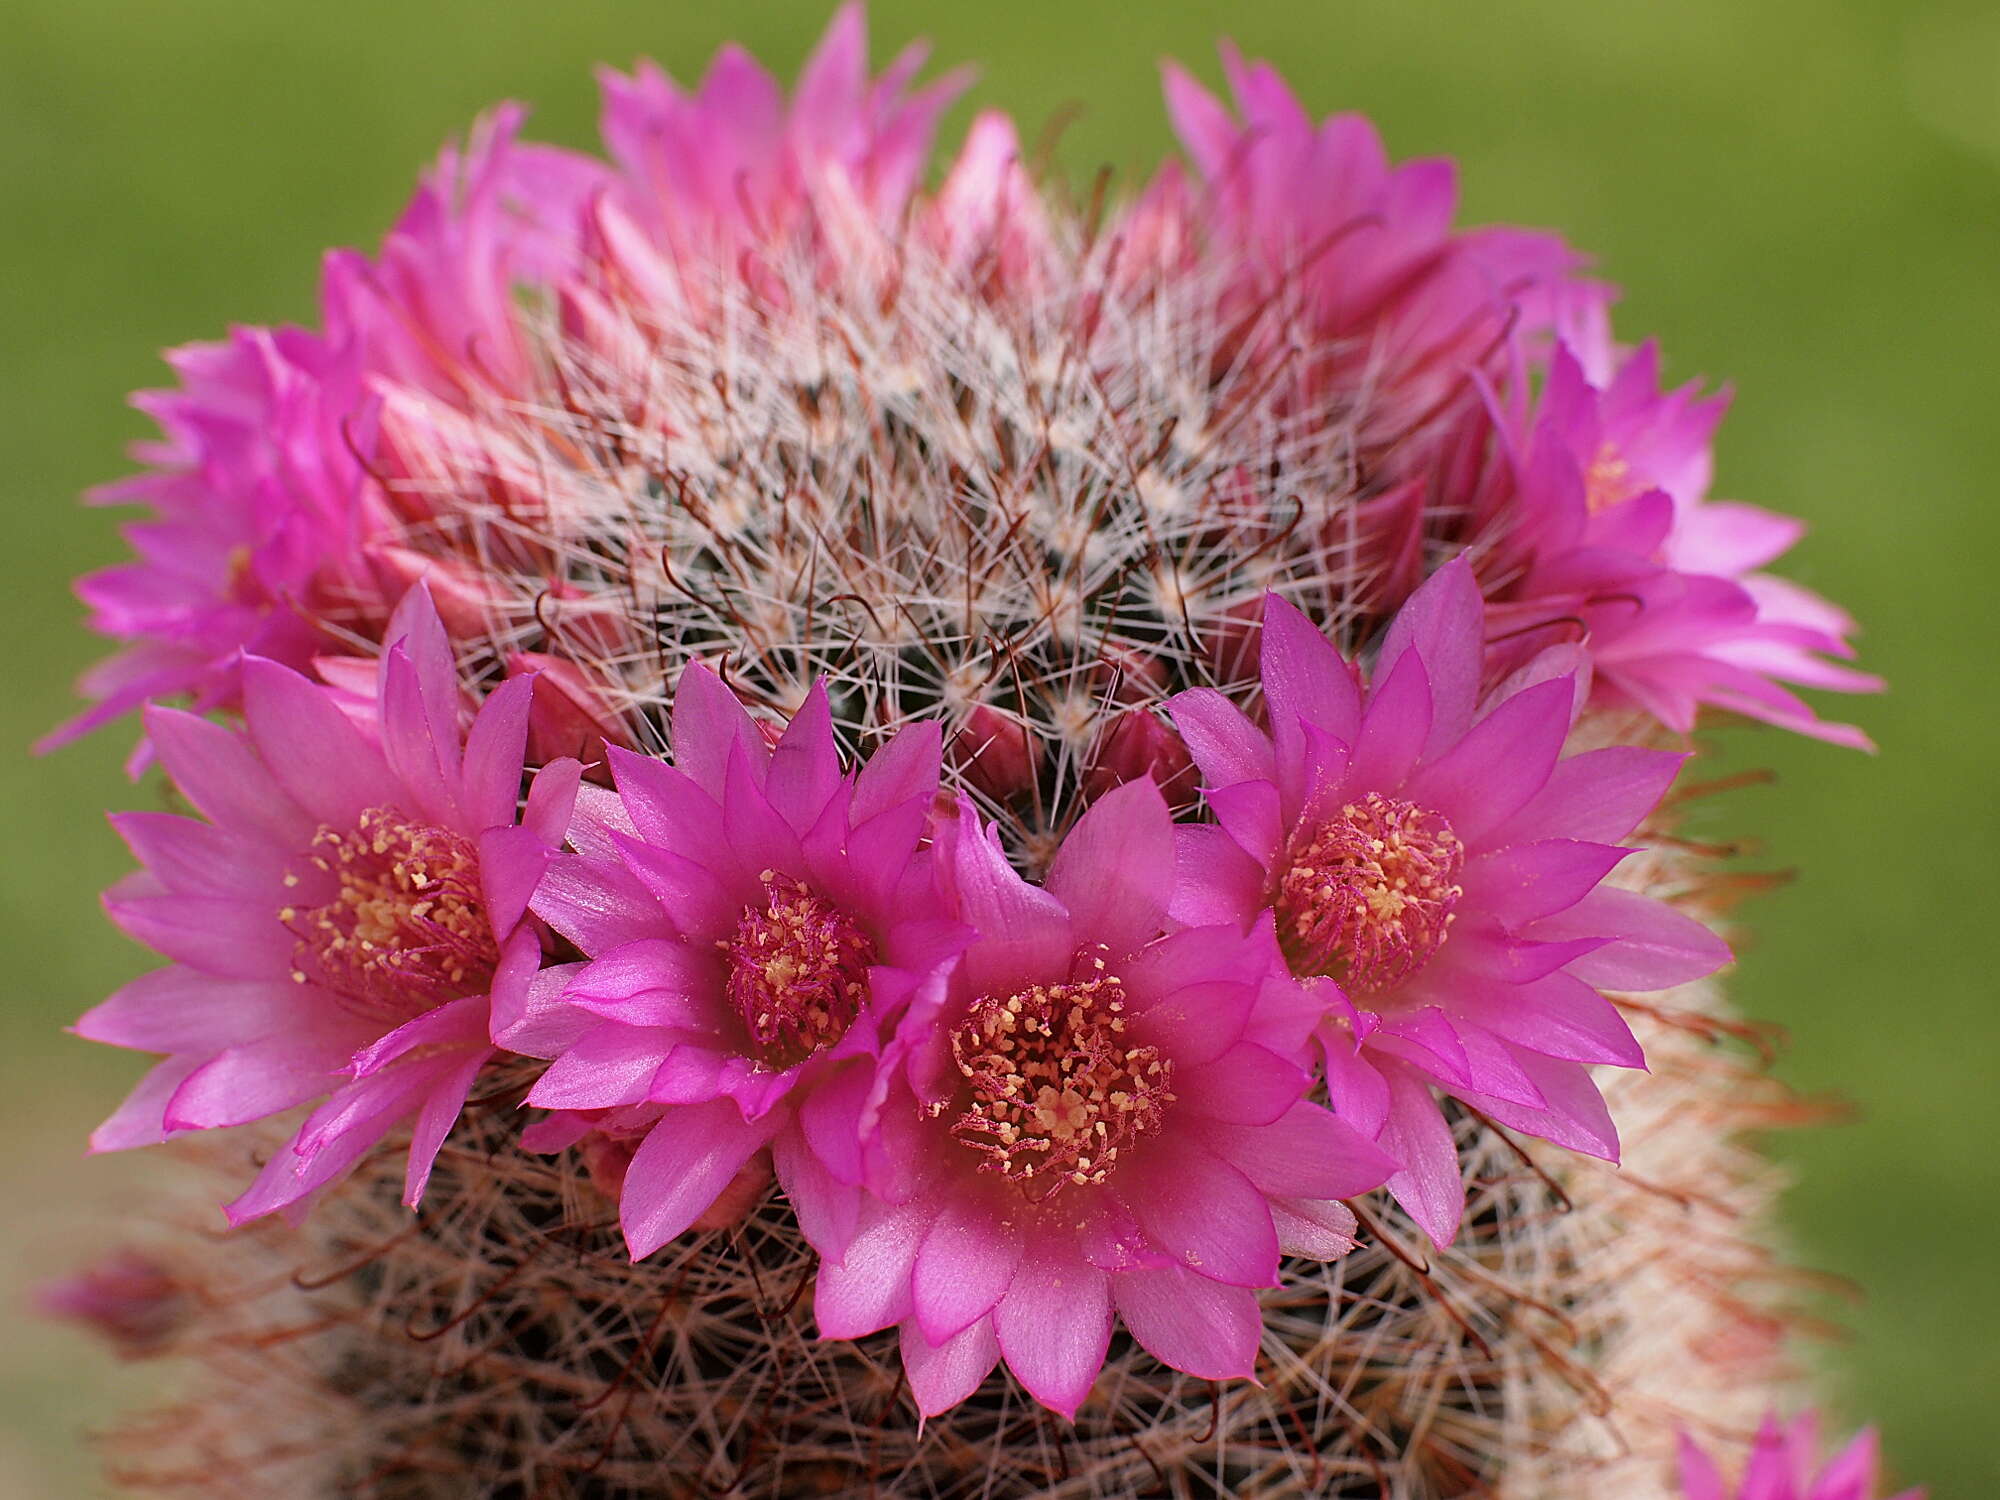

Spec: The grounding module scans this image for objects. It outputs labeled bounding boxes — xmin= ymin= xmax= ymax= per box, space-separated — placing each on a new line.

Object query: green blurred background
xmin=3 ymin=0 xmax=1993 ymax=1493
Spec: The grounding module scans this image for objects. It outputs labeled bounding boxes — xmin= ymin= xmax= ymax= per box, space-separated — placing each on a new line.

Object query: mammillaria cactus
xmin=41 ymin=9 xmax=1922 ymax=1497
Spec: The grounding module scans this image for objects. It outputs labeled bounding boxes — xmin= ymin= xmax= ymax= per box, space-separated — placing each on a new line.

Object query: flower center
xmin=1276 ymin=792 xmax=1465 ymax=994
xmin=723 ymin=871 xmax=876 ymax=1070
xmin=1585 ymin=441 xmax=1636 ymax=515
xmin=947 ymin=967 xmax=1173 ymax=1201
xmin=283 ymin=807 xmax=497 ymax=1024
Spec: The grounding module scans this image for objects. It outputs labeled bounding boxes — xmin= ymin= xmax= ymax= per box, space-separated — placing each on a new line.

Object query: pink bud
xmin=367 ymin=545 xmax=495 ymax=638
xmin=1084 ymin=709 xmax=1196 ymax=803
xmin=36 ymin=1250 xmax=187 ymax=1358
xmin=508 ymin=653 xmax=631 ymax=776
xmin=690 ymin=1152 xmax=775 ymax=1232
xmin=953 ymin=703 xmax=1045 ymax=801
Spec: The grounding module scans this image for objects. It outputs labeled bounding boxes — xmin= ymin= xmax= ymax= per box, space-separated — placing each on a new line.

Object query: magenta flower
xmin=1678 ymin=1415 xmax=1924 ymax=1500
xmin=50 ymin=106 xmax=604 ymax=754
xmin=320 ymin=103 xmax=607 ymax=413
xmin=74 ymin=587 xmax=579 ymax=1221
xmin=1485 ymin=309 xmax=1880 ymax=748
xmin=42 ymin=325 xmax=377 ymax=756
xmin=521 ymin=666 xmax=959 ymax=1262
xmin=1168 ymin=561 xmax=1731 ymax=1245
xmin=1130 ymin=42 xmax=1591 ymax=600
xmin=597 ymin=3 xmax=970 ymax=263
xmin=814 ymin=781 xmax=1393 ymax=1419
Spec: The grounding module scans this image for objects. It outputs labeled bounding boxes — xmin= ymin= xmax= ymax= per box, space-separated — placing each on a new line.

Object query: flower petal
xmin=815 ymin=1194 xmax=937 ymax=1339
xmin=620 ymin=1100 xmax=773 ymax=1260
xmin=900 ymin=1315 xmax=1001 ymax=1418
xmin=913 ymin=1195 xmax=1025 ymax=1344
xmin=1114 ymin=1265 xmax=1261 ymax=1381
xmin=993 ymin=1246 xmax=1111 ymax=1419
xmin=1045 ymin=777 xmax=1173 ymax=958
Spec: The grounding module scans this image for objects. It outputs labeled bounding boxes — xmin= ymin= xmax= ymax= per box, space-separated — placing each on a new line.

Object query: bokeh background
xmin=3 ymin=1 xmax=1994 ymax=1494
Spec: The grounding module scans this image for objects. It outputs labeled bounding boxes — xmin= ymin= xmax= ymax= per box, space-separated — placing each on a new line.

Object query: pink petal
xmin=523 ymin=757 xmax=584 ymax=847
xmin=477 ymin=824 xmax=552 ymax=942
xmin=1347 ymin=651 xmax=1431 ymax=792
xmin=1373 ymin=558 xmax=1484 ymax=755
xmin=900 ymin=1315 xmax=1001 ymax=1418
xmin=850 ymin=720 xmax=943 ymax=825
xmin=993 ymin=1246 xmax=1111 ymax=1419
xmin=609 ymin=834 xmax=742 ymax=942
xmin=1376 ymin=1062 xmax=1464 ymax=1248
xmin=110 ymin=812 xmax=282 ymax=898
xmin=771 ymin=1133 xmax=859 ymax=1261
xmin=106 ymin=895 xmax=292 ymax=979
xmin=765 ymin=681 xmax=842 ymax=831
xmin=1269 ymin=1198 xmax=1360 ymax=1260
xmin=143 ymin=705 xmax=309 ymax=848
xmin=1446 ymin=970 xmax=1644 ymax=1068
xmin=814 ymin=1194 xmax=938 ymax=1339
xmin=74 ymin=970 xmax=322 ymax=1055
xmin=1168 ymin=825 xmax=1269 ymax=928
xmin=620 ymin=1100 xmax=773 ymax=1260
xmin=401 ymin=1047 xmax=492 ymax=1206
xmin=1204 ymin=777 xmax=1283 ymax=867
xmin=1216 ymin=1100 xmax=1396 ymax=1201
xmin=944 ymin=802 xmax=1072 ymax=995
xmin=1172 ymin=1043 xmax=1308 ymax=1125
xmin=1488 ymin=745 xmax=1685 ymax=846
xmin=1458 ymin=1048 xmax=1618 ymax=1161
xmin=527 ymin=1022 xmax=673 ymax=1110
xmin=1113 ymin=1265 xmax=1261 ymax=1381
xmin=1405 ymin=676 xmax=1574 ymax=845
xmin=379 ymin=645 xmax=459 ymax=829
xmin=562 ymin=938 xmax=723 ymax=1029
xmin=1455 ymin=838 xmax=1630 ymax=927
xmin=1258 ymin=593 xmax=1362 ymax=745
xmin=912 ymin=1196 xmax=1025 ymax=1343
xmin=798 ymin=1062 xmax=872 ymax=1184
xmin=487 ymin=947 xmax=590 ymax=1057
xmin=606 ymin=748 xmax=729 ymax=860
xmin=242 ymin=658 xmax=392 ymax=829
xmin=530 ymin=851 xmax=664 ymax=955
xmin=458 ymin=673 xmax=535 ymax=834
xmin=88 ymin=1055 xmax=202 ymax=1152
xmin=1166 ymin=687 xmax=1275 ymax=789
xmin=1122 ymin=1137 xmax=1279 ymax=1287
xmin=1535 ymin=886 xmax=1732 ymax=991
xmin=162 ymin=1035 xmax=350 ymax=1130
xmin=1045 ymin=778 xmax=1173 ymax=958
xmin=1675 ymin=1433 xmax=1729 ymax=1500
xmin=670 ymin=662 xmax=766 ymax=795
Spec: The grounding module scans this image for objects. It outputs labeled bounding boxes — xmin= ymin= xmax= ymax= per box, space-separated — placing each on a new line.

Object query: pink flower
xmin=1168 ymin=561 xmax=1731 ymax=1245
xmin=50 ymin=108 xmax=605 ymax=755
xmin=42 ymin=325 xmax=378 ymax=757
xmin=74 ymin=587 xmax=579 ymax=1221
xmin=320 ymin=103 xmax=608 ymax=412
xmin=815 ymin=781 xmax=1394 ymax=1419
xmin=520 ymin=666 xmax=959 ymax=1262
xmin=1140 ymin=46 xmax=1588 ymax=505
xmin=1678 ymin=1415 xmax=1924 ymax=1500
xmin=1484 ymin=311 xmax=1880 ymax=748
xmin=597 ymin=4 xmax=971 ymax=260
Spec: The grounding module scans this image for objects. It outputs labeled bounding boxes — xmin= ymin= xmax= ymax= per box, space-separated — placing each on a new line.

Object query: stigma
xmin=723 ymin=871 xmax=876 ymax=1069
xmin=1276 ymin=791 xmax=1465 ymax=994
xmin=948 ymin=962 xmax=1173 ymax=1201
xmin=284 ymin=807 xmax=497 ymax=1024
